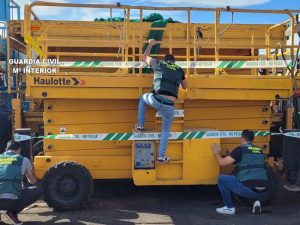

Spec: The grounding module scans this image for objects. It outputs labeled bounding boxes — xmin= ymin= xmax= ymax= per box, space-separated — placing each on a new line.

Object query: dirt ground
xmin=1 ymin=179 xmax=300 ymax=225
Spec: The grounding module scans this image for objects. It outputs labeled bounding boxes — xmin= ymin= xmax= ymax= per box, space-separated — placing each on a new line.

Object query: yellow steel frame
xmin=21 ymin=2 xmax=300 ymax=78
xmin=13 ymin=1 xmax=300 ymax=183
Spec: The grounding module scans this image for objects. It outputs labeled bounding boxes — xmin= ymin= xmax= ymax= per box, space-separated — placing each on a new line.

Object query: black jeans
xmin=0 ymin=184 xmax=43 ymax=213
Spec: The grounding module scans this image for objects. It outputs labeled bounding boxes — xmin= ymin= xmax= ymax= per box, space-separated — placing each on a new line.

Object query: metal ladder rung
xmin=156 ymin=160 xmax=183 ymax=164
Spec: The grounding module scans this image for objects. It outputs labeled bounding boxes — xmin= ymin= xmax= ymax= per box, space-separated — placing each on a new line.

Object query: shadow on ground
xmin=1 ymin=179 xmax=300 ymax=225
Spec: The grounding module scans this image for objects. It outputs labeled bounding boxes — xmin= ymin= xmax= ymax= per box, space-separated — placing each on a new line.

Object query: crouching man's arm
xmin=211 ymin=143 xmax=235 ymax=167
xmin=25 ymin=170 xmax=39 ymax=185
xmin=23 ymin=157 xmax=39 ymax=184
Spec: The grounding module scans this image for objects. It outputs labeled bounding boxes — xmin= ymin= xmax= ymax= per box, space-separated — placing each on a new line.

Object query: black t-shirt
xmin=150 ymin=59 xmax=185 ymax=97
xmin=229 ymin=146 xmax=268 ymax=189
xmin=150 ymin=59 xmax=185 ymax=80
xmin=229 ymin=146 xmax=243 ymax=163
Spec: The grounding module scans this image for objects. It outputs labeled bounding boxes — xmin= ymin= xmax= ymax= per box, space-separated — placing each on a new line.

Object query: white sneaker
xmin=283 ymin=184 xmax=300 ymax=192
xmin=252 ymin=200 xmax=261 ymax=214
xmin=133 ymin=124 xmax=144 ymax=132
xmin=156 ymin=156 xmax=171 ymax=164
xmin=216 ymin=206 xmax=236 ymax=215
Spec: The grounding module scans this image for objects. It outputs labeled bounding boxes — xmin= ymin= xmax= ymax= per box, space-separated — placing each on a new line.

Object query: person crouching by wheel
xmin=211 ymin=129 xmax=269 ymax=214
xmin=0 ymin=140 xmax=42 ymax=224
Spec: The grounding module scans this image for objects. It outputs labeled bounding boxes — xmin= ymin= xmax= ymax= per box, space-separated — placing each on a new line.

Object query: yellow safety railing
xmin=20 ymin=1 xmax=300 ymax=77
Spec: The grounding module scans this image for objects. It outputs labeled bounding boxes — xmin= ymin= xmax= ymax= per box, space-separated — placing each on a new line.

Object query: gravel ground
xmin=1 ymin=179 xmax=300 ymax=225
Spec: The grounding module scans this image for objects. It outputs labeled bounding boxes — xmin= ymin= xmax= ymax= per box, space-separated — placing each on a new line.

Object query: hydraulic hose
xmin=275 ymin=38 xmax=300 ymax=100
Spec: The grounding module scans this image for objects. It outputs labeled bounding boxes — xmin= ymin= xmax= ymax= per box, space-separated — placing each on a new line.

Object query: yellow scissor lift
xmin=7 ymin=1 xmax=300 ymax=210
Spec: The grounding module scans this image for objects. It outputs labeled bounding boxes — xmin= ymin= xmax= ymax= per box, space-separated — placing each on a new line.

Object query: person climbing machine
xmin=135 ymin=39 xmax=187 ymax=164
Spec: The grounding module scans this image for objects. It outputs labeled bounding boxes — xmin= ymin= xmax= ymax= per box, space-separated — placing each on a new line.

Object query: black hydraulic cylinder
xmin=283 ymin=129 xmax=300 ymax=184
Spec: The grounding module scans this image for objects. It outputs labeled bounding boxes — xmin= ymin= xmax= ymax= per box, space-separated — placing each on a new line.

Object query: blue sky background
xmin=15 ymin=0 xmax=299 ymax=24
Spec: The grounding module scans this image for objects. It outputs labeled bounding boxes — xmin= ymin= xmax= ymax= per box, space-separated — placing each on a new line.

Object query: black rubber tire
xmin=42 ymin=161 xmax=94 ymax=211
xmin=235 ymin=165 xmax=278 ymax=206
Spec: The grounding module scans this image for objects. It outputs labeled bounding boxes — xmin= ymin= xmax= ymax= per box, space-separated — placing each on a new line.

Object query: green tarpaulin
xmin=142 ymin=18 xmax=170 ymax=73
xmin=95 ymin=13 xmax=177 ymax=73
